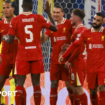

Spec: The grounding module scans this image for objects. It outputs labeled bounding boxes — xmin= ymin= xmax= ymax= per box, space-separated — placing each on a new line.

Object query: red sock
xmin=50 ymin=88 xmax=57 ymax=105
xmin=90 ymin=94 xmax=98 ymax=105
xmin=74 ymin=93 xmax=88 ymax=105
xmin=67 ymin=89 xmax=74 ymax=105
xmin=99 ymin=91 xmax=105 ymax=105
xmin=21 ymin=87 xmax=26 ymax=105
xmin=33 ymin=86 xmax=41 ymax=105
xmin=15 ymin=86 xmax=23 ymax=105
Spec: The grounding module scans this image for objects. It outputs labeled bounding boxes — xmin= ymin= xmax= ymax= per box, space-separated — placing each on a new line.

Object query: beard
xmin=92 ymin=23 xmax=102 ymax=29
xmin=6 ymin=16 xmax=9 ymax=18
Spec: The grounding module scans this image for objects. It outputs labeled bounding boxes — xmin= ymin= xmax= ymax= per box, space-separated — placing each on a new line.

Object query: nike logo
xmin=88 ymin=38 xmax=91 ymax=40
xmin=1 ymin=30 xmax=5 ymax=32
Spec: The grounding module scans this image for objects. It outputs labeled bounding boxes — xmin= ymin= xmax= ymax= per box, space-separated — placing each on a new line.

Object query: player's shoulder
xmin=65 ymin=19 xmax=71 ymax=24
xmin=0 ymin=19 xmax=4 ymax=25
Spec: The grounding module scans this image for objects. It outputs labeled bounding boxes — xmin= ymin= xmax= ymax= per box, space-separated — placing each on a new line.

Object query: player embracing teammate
xmin=59 ymin=12 xmax=105 ymax=105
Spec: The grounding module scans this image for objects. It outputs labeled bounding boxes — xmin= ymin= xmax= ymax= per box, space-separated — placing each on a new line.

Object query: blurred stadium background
xmin=0 ymin=0 xmax=105 ymax=105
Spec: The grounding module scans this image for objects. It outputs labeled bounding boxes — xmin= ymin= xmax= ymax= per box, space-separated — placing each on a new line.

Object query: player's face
xmin=3 ymin=3 xmax=14 ymax=18
xmin=92 ymin=15 xmax=103 ymax=29
xmin=53 ymin=8 xmax=64 ymax=21
xmin=70 ymin=13 xmax=77 ymax=25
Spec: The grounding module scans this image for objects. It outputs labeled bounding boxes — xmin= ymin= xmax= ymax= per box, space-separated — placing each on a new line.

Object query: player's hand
xmin=65 ymin=61 xmax=71 ymax=69
xmin=1 ymin=35 xmax=8 ymax=41
xmin=58 ymin=55 xmax=64 ymax=64
xmin=61 ymin=44 xmax=70 ymax=50
xmin=43 ymin=0 xmax=51 ymax=14
xmin=58 ymin=51 xmax=64 ymax=57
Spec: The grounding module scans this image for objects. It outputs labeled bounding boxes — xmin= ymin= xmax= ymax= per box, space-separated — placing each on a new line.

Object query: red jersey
xmin=0 ymin=19 xmax=18 ymax=64
xmin=8 ymin=12 xmax=51 ymax=61
xmin=45 ymin=18 xmax=75 ymax=64
xmin=68 ymin=25 xmax=87 ymax=67
xmin=63 ymin=27 xmax=105 ymax=73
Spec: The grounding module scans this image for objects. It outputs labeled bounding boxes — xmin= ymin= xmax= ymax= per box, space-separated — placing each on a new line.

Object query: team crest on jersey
xmin=1 ymin=30 xmax=5 ymax=32
xmin=102 ymin=36 xmax=104 ymax=41
xmin=88 ymin=38 xmax=91 ymax=40
xmin=63 ymin=27 xmax=66 ymax=33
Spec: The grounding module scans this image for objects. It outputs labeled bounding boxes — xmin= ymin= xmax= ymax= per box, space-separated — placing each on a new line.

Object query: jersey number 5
xmin=25 ymin=25 xmax=33 ymax=42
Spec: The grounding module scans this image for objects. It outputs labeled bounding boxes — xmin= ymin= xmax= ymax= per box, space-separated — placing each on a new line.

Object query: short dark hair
xmin=54 ymin=5 xmax=64 ymax=12
xmin=72 ymin=9 xmax=85 ymax=20
xmin=23 ymin=0 xmax=33 ymax=3
xmin=95 ymin=12 xmax=105 ymax=18
xmin=4 ymin=0 xmax=15 ymax=8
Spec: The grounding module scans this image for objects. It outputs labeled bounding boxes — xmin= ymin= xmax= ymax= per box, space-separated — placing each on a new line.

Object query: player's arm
xmin=2 ymin=18 xmax=16 ymax=44
xmin=43 ymin=1 xmax=57 ymax=32
xmin=58 ymin=32 xmax=85 ymax=63
xmin=41 ymin=28 xmax=51 ymax=43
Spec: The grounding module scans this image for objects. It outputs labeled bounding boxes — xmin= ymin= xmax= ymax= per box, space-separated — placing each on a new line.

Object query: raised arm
xmin=43 ymin=1 xmax=57 ymax=32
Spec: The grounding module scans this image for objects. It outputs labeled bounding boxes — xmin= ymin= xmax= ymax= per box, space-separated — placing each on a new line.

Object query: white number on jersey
xmin=25 ymin=25 xmax=33 ymax=42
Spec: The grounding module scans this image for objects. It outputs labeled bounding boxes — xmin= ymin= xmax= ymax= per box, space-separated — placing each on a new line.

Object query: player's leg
xmin=65 ymin=81 xmax=74 ymax=105
xmin=61 ymin=64 xmax=74 ymax=105
xmin=88 ymin=73 xmax=98 ymax=105
xmin=98 ymin=73 xmax=105 ymax=105
xmin=31 ymin=60 xmax=44 ymax=105
xmin=50 ymin=63 xmax=61 ymax=105
xmin=90 ymin=88 xmax=98 ymax=105
xmin=15 ymin=60 xmax=30 ymax=105
xmin=0 ymin=55 xmax=12 ymax=101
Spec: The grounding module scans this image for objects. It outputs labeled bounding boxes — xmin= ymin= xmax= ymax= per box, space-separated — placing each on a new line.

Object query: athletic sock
xmin=15 ymin=86 xmax=23 ymax=105
xmin=33 ymin=86 xmax=41 ymax=105
xmin=50 ymin=88 xmax=57 ymax=105
xmin=90 ymin=94 xmax=98 ymax=105
xmin=99 ymin=91 xmax=105 ymax=105
xmin=74 ymin=93 xmax=88 ymax=105
xmin=21 ymin=87 xmax=26 ymax=105
xmin=67 ymin=89 xmax=74 ymax=105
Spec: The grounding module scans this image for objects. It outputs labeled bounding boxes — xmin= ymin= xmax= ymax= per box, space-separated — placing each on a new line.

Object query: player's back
xmin=11 ymin=13 xmax=47 ymax=61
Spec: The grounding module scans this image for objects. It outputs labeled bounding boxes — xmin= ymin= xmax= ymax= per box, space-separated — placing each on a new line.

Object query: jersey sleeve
xmin=44 ymin=29 xmax=51 ymax=37
xmin=62 ymin=31 xmax=85 ymax=59
xmin=8 ymin=17 xmax=17 ymax=36
xmin=67 ymin=46 xmax=81 ymax=63
xmin=38 ymin=15 xmax=51 ymax=29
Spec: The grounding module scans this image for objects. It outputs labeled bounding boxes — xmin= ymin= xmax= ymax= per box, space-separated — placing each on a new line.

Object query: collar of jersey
xmin=75 ymin=24 xmax=84 ymax=30
xmin=56 ymin=18 xmax=66 ymax=25
xmin=22 ymin=12 xmax=32 ymax=15
xmin=91 ymin=27 xmax=104 ymax=32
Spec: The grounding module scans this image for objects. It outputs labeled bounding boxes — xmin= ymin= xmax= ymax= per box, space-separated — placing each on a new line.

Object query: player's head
xmin=92 ymin=12 xmax=105 ymax=29
xmin=22 ymin=0 xmax=33 ymax=12
xmin=70 ymin=9 xmax=85 ymax=25
xmin=3 ymin=1 xmax=15 ymax=18
xmin=53 ymin=5 xmax=64 ymax=21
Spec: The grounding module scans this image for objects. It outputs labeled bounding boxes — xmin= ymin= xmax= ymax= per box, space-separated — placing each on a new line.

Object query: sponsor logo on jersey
xmin=71 ymin=73 xmax=75 ymax=80
xmin=53 ymin=36 xmax=67 ymax=42
xmin=89 ymin=43 xmax=104 ymax=49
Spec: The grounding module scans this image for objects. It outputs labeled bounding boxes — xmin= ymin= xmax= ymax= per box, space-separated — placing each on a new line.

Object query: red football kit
xmin=0 ymin=18 xmax=18 ymax=76
xmin=63 ymin=27 xmax=105 ymax=89
xmin=67 ymin=25 xmax=87 ymax=86
xmin=45 ymin=18 xmax=75 ymax=80
xmin=8 ymin=12 xmax=51 ymax=75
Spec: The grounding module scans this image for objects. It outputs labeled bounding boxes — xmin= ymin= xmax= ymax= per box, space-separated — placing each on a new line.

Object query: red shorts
xmin=87 ymin=72 xmax=105 ymax=89
xmin=15 ymin=60 xmax=44 ymax=75
xmin=50 ymin=63 xmax=70 ymax=81
xmin=0 ymin=55 xmax=15 ymax=77
xmin=69 ymin=66 xmax=86 ymax=86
